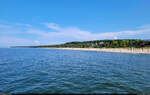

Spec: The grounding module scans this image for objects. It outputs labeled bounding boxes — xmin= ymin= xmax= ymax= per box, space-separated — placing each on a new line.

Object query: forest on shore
xmin=12 ymin=39 xmax=150 ymax=48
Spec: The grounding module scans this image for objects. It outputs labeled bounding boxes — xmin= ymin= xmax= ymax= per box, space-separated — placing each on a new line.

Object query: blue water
xmin=0 ymin=48 xmax=150 ymax=94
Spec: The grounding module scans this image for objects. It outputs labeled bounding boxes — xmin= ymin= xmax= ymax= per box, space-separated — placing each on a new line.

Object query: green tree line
xmin=12 ymin=39 xmax=150 ymax=48
xmin=35 ymin=39 xmax=150 ymax=48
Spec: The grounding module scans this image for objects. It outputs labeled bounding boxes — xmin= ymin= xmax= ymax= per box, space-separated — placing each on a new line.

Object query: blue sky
xmin=0 ymin=0 xmax=150 ymax=47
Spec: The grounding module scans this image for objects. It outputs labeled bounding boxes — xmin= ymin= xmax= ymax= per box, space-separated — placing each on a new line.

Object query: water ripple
xmin=0 ymin=48 xmax=150 ymax=93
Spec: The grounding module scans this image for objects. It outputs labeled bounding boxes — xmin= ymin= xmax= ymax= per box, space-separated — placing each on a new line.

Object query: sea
xmin=0 ymin=48 xmax=150 ymax=93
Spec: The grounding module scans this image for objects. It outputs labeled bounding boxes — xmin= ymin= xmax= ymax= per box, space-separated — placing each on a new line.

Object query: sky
xmin=0 ymin=0 xmax=150 ymax=47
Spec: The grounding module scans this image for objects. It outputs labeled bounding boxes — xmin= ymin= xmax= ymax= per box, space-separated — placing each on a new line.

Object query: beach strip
xmin=49 ymin=48 xmax=150 ymax=54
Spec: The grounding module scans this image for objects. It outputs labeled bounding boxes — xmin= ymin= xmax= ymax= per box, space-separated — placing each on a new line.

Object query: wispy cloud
xmin=42 ymin=23 xmax=61 ymax=31
xmin=0 ymin=24 xmax=10 ymax=29
xmin=0 ymin=22 xmax=150 ymax=47
xmin=0 ymin=37 xmax=35 ymax=46
xmin=139 ymin=24 xmax=150 ymax=29
xmin=16 ymin=23 xmax=32 ymax=27
xmin=28 ymin=23 xmax=150 ymax=41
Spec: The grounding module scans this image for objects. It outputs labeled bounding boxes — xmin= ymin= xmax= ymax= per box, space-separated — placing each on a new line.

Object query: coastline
xmin=49 ymin=48 xmax=150 ymax=54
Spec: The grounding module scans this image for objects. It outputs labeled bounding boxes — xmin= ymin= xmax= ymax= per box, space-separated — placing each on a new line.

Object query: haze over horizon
xmin=0 ymin=0 xmax=150 ymax=47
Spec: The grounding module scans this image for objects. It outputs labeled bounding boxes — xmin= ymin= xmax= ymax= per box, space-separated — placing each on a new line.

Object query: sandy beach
xmin=50 ymin=48 xmax=150 ymax=54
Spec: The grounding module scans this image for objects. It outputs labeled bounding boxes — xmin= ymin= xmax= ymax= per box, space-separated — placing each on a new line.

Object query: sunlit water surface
xmin=0 ymin=48 xmax=150 ymax=93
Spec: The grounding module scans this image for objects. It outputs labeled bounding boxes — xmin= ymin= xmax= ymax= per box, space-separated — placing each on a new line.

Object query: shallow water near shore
xmin=0 ymin=48 xmax=150 ymax=93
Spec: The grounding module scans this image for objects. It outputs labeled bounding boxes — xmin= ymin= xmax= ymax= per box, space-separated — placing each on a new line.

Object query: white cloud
xmin=1 ymin=22 xmax=150 ymax=46
xmin=42 ymin=23 xmax=61 ymax=31
xmin=34 ymin=40 xmax=40 ymax=44
xmin=114 ymin=36 xmax=118 ymax=40
xmin=28 ymin=23 xmax=150 ymax=42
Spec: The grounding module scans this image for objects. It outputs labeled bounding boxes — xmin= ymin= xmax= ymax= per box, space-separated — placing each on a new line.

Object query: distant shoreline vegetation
xmin=11 ymin=39 xmax=150 ymax=48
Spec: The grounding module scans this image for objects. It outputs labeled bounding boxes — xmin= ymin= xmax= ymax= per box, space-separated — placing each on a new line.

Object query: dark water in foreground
xmin=0 ymin=48 xmax=150 ymax=93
